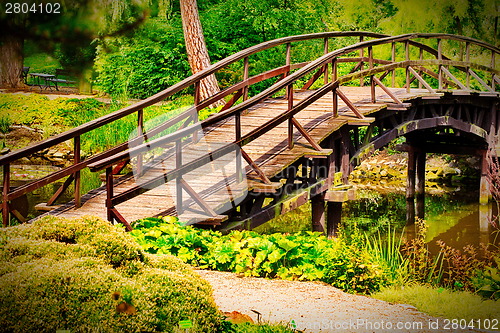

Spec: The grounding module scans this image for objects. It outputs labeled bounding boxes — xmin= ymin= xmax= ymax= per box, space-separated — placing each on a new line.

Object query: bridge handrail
xmin=89 ymin=33 xmax=500 ymax=172
xmin=2 ymin=31 xmax=499 ymax=225
xmin=4 ymin=31 xmax=494 ymax=166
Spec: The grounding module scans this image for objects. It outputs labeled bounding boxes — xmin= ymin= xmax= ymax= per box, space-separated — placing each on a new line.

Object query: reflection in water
xmin=345 ymin=185 xmax=500 ymax=255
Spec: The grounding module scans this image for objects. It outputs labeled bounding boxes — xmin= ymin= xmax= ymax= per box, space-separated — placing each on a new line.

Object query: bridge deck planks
xmin=38 ymin=87 xmax=433 ymax=224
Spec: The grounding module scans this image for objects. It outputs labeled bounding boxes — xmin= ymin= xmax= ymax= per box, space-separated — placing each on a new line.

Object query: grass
xmin=23 ymin=52 xmax=61 ymax=76
xmin=372 ymin=284 xmax=500 ymax=322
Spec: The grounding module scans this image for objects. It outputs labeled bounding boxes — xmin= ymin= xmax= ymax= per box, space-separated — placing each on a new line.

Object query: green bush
xmin=130 ymin=216 xmax=387 ymax=294
xmin=94 ymin=18 xmax=190 ymax=99
xmin=0 ymin=216 xmax=222 ymax=332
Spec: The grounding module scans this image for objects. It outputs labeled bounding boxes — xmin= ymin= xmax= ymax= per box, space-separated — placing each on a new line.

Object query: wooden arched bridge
xmin=1 ymin=32 xmax=499 ymax=235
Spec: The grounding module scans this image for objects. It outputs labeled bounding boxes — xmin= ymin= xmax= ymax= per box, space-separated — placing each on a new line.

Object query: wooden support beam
xmin=469 ymin=69 xmax=495 ymax=92
xmin=105 ymin=167 xmax=114 ymax=223
xmin=179 ymin=178 xmax=217 ymax=217
xmin=440 ymin=67 xmax=467 ymax=90
xmin=241 ymin=149 xmax=272 ymax=185
xmin=221 ymin=89 xmax=244 ymax=112
xmin=2 ymin=164 xmax=10 ymax=227
xmin=74 ymin=135 xmax=81 ymax=208
xmin=311 ymin=194 xmax=326 ymax=233
xmin=480 ymin=150 xmax=491 ymax=205
xmin=326 ymin=201 xmax=341 ymax=237
xmin=291 ymin=118 xmax=322 ymax=151
xmin=47 ymin=174 xmax=74 ymax=206
xmin=415 ymin=151 xmax=426 ymax=219
xmin=406 ymin=146 xmax=416 ymax=223
xmin=336 ymin=89 xmax=364 ymax=119
xmin=407 ymin=66 xmax=437 ymax=94
xmin=372 ymin=76 xmax=403 ymax=104
xmin=325 ymin=189 xmax=356 ymax=202
xmin=110 ymin=208 xmax=133 ymax=231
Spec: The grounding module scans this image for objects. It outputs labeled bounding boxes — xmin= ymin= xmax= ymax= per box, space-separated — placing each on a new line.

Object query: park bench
xmin=47 ymin=69 xmax=77 ymax=90
xmin=20 ymin=66 xmax=30 ymax=84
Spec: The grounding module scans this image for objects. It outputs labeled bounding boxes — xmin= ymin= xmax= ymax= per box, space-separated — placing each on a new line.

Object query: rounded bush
xmin=0 ymin=216 xmax=221 ymax=332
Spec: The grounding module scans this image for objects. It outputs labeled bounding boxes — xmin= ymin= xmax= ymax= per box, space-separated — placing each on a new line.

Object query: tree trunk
xmin=0 ymin=34 xmax=24 ymax=88
xmin=180 ymin=0 xmax=223 ymax=106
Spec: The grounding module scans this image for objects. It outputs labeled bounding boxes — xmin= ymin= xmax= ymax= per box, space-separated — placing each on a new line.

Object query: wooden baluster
xmin=491 ymin=50 xmax=496 ymax=89
xmin=359 ymin=36 xmax=364 ymax=87
xmin=285 ymin=43 xmax=291 ymax=75
xmin=243 ymin=57 xmax=249 ymax=101
xmin=332 ymin=58 xmax=338 ymax=117
xmin=235 ymin=112 xmax=242 ymax=183
xmin=74 ymin=135 xmax=81 ymax=208
xmin=176 ymin=140 xmax=183 ymax=214
xmin=391 ymin=42 xmax=396 ymax=87
xmin=437 ymin=39 xmax=443 ymax=90
xmin=193 ymin=83 xmax=200 ymax=142
xmin=405 ymin=40 xmax=410 ymax=93
xmin=105 ymin=166 xmax=113 ymax=222
xmin=288 ymin=82 xmax=294 ymax=149
xmin=137 ymin=109 xmax=144 ymax=175
xmin=324 ymin=37 xmax=329 ymax=85
xmin=2 ymin=164 xmax=10 ymax=227
xmin=418 ymin=48 xmax=424 ymax=89
xmin=286 ymin=42 xmax=293 ymax=149
xmin=369 ymin=46 xmax=375 ymax=103
xmin=466 ymin=42 xmax=470 ymax=89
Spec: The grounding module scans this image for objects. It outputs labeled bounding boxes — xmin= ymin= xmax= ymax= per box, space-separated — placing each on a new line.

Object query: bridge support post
xmin=311 ymin=194 xmax=326 ymax=233
xmin=406 ymin=146 xmax=416 ymax=223
xmin=415 ymin=151 xmax=426 ymax=219
xmin=480 ymin=149 xmax=491 ymax=205
xmin=326 ymin=201 xmax=341 ymax=237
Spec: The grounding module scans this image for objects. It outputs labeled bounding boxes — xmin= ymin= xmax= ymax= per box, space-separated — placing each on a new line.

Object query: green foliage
xmin=373 ymin=284 xmax=500 ymax=321
xmin=0 ymin=215 xmax=222 ymax=332
xmin=473 ymin=257 xmax=500 ymax=300
xmin=23 ymin=49 xmax=61 ymax=75
xmin=0 ymin=92 xmax=194 ymax=154
xmin=131 ymin=216 xmax=387 ymax=294
xmin=94 ymin=18 xmax=190 ymax=99
xmin=365 ymin=227 xmax=409 ymax=285
xmin=0 ymin=114 xmax=12 ymax=134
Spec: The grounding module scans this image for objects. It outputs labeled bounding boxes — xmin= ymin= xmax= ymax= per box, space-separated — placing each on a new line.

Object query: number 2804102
xmin=5 ymin=3 xmax=61 ymax=14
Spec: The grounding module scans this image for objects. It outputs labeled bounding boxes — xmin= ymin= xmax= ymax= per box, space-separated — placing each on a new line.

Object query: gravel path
xmin=197 ymin=270 xmax=482 ymax=333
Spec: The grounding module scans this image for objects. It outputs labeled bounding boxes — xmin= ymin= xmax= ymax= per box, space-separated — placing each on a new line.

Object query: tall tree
xmin=179 ymin=0 xmax=222 ymax=104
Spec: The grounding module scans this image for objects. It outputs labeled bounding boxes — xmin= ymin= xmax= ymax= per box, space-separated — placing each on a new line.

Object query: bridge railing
xmin=87 ymin=33 xmax=499 ymax=227
xmin=0 ymin=31 xmax=398 ymax=226
xmin=1 ymin=32 xmax=498 ymax=226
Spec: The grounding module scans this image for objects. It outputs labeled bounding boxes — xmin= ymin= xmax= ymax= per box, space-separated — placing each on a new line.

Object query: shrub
xmin=94 ymin=18 xmax=190 ymax=99
xmin=130 ymin=216 xmax=387 ymax=294
xmin=0 ymin=216 xmax=222 ymax=332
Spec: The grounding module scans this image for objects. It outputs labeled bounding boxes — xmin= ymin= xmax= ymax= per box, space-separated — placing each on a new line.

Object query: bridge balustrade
xmin=1 ymin=32 xmax=499 ymax=228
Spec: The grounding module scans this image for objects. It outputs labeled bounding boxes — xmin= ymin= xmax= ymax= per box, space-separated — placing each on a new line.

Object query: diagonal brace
xmin=179 ymin=178 xmax=217 ymax=217
xmin=291 ymin=117 xmax=322 ymax=151
xmin=336 ymin=89 xmax=364 ymax=119
xmin=372 ymin=76 xmax=403 ymax=104
xmin=407 ymin=66 xmax=436 ymax=94
xmin=240 ymin=149 xmax=272 ymax=184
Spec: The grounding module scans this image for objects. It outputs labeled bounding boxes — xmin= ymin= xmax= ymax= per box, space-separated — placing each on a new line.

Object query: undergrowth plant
xmin=131 ymin=216 xmax=387 ymax=294
xmin=0 ymin=215 xmax=223 ymax=332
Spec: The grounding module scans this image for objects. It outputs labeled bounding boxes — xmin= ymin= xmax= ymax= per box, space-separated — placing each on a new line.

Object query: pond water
xmin=343 ymin=184 xmax=500 ymax=253
xmin=255 ymin=181 xmax=500 ymax=254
